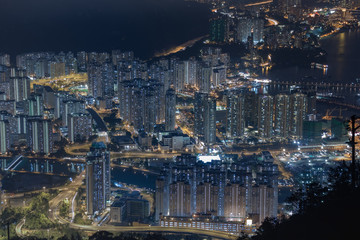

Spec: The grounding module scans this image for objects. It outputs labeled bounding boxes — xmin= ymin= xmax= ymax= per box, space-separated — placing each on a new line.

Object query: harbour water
xmin=112 ymin=167 xmax=157 ymax=190
xmin=0 ymin=0 xmax=211 ymax=59
xmin=264 ymin=29 xmax=360 ymax=113
xmin=267 ymin=29 xmax=360 ymax=84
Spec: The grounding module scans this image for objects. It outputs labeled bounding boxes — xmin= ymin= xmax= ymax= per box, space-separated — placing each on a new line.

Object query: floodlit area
xmin=30 ymin=73 xmax=88 ymax=94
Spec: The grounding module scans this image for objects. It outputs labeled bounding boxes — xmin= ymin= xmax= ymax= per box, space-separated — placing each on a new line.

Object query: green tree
xmin=89 ymin=231 xmax=113 ymax=240
xmin=249 ymin=161 xmax=360 ymax=240
xmin=59 ymin=201 xmax=70 ymax=218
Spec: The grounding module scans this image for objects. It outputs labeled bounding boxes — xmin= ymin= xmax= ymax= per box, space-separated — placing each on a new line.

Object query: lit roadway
xmin=154 ymin=35 xmax=207 ymax=58
xmin=244 ymin=0 xmax=273 ymax=7
xmin=43 ymin=173 xmax=237 ymax=240
xmin=53 ymin=210 xmax=238 ymax=240
xmin=266 ymin=18 xmax=279 ymax=26
xmin=111 ymin=152 xmax=179 ymax=159
xmin=68 ymin=225 xmax=238 ymax=240
xmin=228 ymin=143 xmax=349 ymax=179
xmin=48 ymin=171 xmax=85 ymax=223
xmin=25 ymin=167 xmax=235 ymax=240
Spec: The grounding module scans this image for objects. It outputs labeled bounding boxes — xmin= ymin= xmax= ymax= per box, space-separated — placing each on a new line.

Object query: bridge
xmin=316 ymin=99 xmax=360 ymax=110
xmin=270 ymin=80 xmax=360 ymax=90
xmin=2 ymin=155 xmax=85 ymax=176
xmin=5 ymin=155 xmax=24 ymax=171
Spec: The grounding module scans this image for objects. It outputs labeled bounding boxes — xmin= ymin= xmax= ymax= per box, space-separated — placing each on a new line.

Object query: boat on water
xmin=311 ymin=62 xmax=328 ymax=70
xmin=316 ymin=92 xmax=345 ymax=101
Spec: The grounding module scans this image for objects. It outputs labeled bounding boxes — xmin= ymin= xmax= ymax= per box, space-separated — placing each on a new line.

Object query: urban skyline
xmin=0 ymin=0 xmax=360 ymax=239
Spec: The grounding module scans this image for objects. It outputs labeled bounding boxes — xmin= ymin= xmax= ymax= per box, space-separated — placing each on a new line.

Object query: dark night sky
xmin=0 ymin=0 xmax=211 ymax=59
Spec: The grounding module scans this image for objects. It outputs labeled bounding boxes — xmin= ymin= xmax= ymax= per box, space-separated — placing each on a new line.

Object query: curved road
xmin=42 ymin=172 xmax=238 ymax=240
xmin=69 ymin=224 xmax=238 ymax=240
xmin=86 ymin=108 xmax=108 ymax=132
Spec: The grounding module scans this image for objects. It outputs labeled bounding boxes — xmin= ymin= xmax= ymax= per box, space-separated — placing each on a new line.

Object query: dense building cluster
xmin=0 ymin=43 xmax=323 ymax=155
xmin=16 ymin=52 xmax=78 ymax=78
xmin=155 ymin=153 xmax=278 ymax=225
xmin=225 ymin=90 xmax=316 ymax=139
xmin=0 ymin=75 xmax=92 ymax=155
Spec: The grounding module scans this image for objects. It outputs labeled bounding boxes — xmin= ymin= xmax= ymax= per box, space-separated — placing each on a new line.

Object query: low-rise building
xmin=110 ymin=199 xmax=126 ymax=224
xmin=158 ymin=131 xmax=193 ymax=151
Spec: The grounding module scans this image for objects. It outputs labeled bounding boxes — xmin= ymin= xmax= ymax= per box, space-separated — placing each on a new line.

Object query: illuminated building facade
xmin=26 ymin=118 xmax=54 ymax=154
xmin=10 ymin=69 xmax=30 ymax=102
xmin=156 ymin=153 xmax=279 ymax=225
xmin=0 ymin=120 xmax=10 ymax=154
xmin=86 ymin=142 xmax=111 ymax=215
xmin=194 ymin=92 xmax=216 ymax=145
xmin=165 ymin=88 xmax=176 ymax=131
xmin=67 ymin=112 xmax=92 ymax=143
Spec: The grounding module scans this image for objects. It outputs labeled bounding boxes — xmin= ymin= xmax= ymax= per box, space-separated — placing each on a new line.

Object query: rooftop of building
xmin=90 ymin=141 xmax=107 ymax=149
xmin=112 ymin=135 xmax=136 ymax=145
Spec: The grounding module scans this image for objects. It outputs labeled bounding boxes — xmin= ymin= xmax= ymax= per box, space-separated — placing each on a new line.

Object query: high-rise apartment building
xmin=274 ymin=94 xmax=290 ymax=138
xmin=10 ymin=69 xmax=30 ymax=102
xmin=88 ymin=61 xmax=115 ymax=98
xmin=86 ymin=142 xmax=111 ymax=215
xmin=198 ymin=64 xmax=212 ymax=93
xmin=0 ymin=54 xmax=11 ymax=67
xmin=27 ymin=94 xmax=44 ymax=116
xmin=257 ymin=95 xmax=274 ymax=138
xmin=50 ymin=62 xmax=66 ymax=78
xmin=165 ymin=88 xmax=176 ymax=131
xmin=0 ymin=120 xmax=10 ymax=154
xmin=224 ymin=183 xmax=246 ymax=220
xmin=76 ymin=51 xmax=87 ymax=72
xmin=289 ymin=93 xmax=308 ymax=138
xmin=68 ymin=113 xmax=92 ymax=143
xmin=236 ymin=17 xmax=264 ymax=44
xmin=226 ymin=91 xmax=246 ymax=138
xmin=183 ymin=59 xmax=198 ymax=86
xmin=174 ymin=61 xmax=185 ymax=92
xmin=119 ymin=79 xmax=164 ymax=132
xmin=194 ymin=92 xmax=216 ymax=145
xmin=196 ymin=182 xmax=219 ymax=215
xmin=62 ymin=100 xmax=86 ymax=127
xmin=26 ymin=118 xmax=54 ymax=154
xmin=169 ymin=181 xmax=191 ymax=217
xmin=209 ymin=17 xmax=228 ymax=43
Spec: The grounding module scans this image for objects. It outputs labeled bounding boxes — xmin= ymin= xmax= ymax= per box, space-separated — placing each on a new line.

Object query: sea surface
xmin=266 ymin=29 xmax=360 ymax=84
xmin=0 ymin=0 xmax=211 ymax=59
xmin=112 ymin=167 xmax=157 ymax=189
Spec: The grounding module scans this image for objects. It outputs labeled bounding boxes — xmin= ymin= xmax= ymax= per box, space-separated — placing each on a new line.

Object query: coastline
xmin=320 ymin=24 xmax=360 ymax=40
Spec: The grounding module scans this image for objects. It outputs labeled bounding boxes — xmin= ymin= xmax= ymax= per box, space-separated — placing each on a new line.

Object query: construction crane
xmin=322 ymin=107 xmax=345 ymax=120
